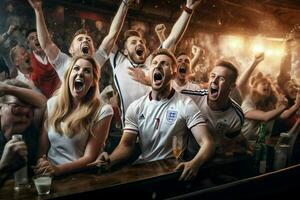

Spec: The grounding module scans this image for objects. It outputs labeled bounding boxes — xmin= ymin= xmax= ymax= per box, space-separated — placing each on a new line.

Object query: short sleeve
xmin=184 ymin=97 xmax=207 ymax=129
xmin=98 ymin=104 xmax=114 ymax=121
xmin=50 ymin=51 xmax=71 ymax=80
xmin=124 ymin=101 xmax=139 ymax=134
xmin=241 ymin=96 xmax=256 ymax=114
xmin=94 ymin=47 xmax=109 ymax=67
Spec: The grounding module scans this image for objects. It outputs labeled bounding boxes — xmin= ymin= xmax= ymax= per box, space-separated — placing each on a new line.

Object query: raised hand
xmin=186 ymin=0 xmax=202 ymax=10
xmin=125 ymin=0 xmax=140 ymax=7
xmin=191 ymin=45 xmax=202 ymax=56
xmin=28 ymin=0 xmax=42 ymax=10
xmin=254 ymin=52 xmax=265 ymax=64
xmin=155 ymin=24 xmax=166 ymax=34
xmin=7 ymin=25 xmax=17 ymax=35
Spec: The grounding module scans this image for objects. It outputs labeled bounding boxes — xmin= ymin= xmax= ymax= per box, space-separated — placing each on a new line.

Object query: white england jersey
xmin=172 ymin=80 xmax=201 ymax=92
xmin=51 ymin=49 xmax=108 ymax=81
xmin=124 ymin=89 xmax=206 ymax=163
xmin=181 ymin=89 xmax=244 ymax=156
xmin=110 ymin=50 xmax=151 ymax=126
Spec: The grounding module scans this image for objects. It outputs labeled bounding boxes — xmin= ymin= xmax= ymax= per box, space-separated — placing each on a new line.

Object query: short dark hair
xmin=25 ymin=29 xmax=37 ymax=39
xmin=151 ymin=49 xmax=177 ymax=71
xmin=215 ymin=60 xmax=239 ymax=83
xmin=72 ymin=28 xmax=92 ymax=40
xmin=122 ymin=30 xmax=145 ymax=49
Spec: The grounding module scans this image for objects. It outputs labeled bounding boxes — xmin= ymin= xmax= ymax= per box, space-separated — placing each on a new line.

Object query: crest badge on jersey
xmin=166 ymin=110 xmax=177 ymax=124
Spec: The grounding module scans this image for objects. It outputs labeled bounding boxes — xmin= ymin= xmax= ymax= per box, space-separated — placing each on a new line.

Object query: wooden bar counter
xmin=0 ymin=155 xmax=252 ymax=200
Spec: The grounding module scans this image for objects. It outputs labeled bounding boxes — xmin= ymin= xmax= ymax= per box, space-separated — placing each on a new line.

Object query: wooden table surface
xmin=0 ymin=155 xmax=252 ymax=200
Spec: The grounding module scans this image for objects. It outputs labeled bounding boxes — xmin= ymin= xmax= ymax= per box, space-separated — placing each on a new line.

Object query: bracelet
xmin=182 ymin=4 xmax=193 ymax=15
xmin=122 ymin=0 xmax=128 ymax=7
xmin=2 ymin=32 xmax=9 ymax=40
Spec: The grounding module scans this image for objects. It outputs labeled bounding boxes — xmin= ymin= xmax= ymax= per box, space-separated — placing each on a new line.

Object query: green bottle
xmin=257 ymin=123 xmax=267 ymax=174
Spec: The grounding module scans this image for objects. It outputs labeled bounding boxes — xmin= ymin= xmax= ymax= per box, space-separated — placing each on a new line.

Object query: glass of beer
xmin=172 ymin=135 xmax=183 ymax=162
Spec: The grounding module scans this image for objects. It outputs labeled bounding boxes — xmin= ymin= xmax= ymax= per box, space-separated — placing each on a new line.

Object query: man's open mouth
xmin=210 ymin=85 xmax=219 ymax=97
xmin=153 ymin=71 xmax=163 ymax=85
xmin=136 ymin=47 xmax=144 ymax=56
xmin=179 ymin=66 xmax=187 ymax=74
xmin=82 ymin=46 xmax=89 ymax=54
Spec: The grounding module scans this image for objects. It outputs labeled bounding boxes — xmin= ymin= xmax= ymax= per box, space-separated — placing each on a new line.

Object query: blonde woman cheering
xmin=35 ymin=55 xmax=113 ymax=176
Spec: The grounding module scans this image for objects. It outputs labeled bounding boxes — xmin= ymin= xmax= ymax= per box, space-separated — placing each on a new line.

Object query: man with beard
xmin=181 ymin=60 xmax=245 ymax=157
xmin=117 ymin=0 xmax=202 ymax=126
xmin=10 ymin=45 xmax=40 ymax=92
xmin=28 ymin=0 xmax=136 ymax=80
xmin=25 ymin=29 xmax=60 ymax=98
xmin=89 ymin=49 xmax=215 ymax=181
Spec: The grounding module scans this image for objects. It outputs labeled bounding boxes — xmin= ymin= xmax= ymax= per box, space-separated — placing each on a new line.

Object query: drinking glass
xmin=172 ymin=135 xmax=183 ymax=162
xmin=33 ymin=174 xmax=52 ymax=195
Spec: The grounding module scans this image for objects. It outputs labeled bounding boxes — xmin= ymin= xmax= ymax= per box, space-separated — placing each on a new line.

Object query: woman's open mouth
xmin=74 ymin=79 xmax=84 ymax=92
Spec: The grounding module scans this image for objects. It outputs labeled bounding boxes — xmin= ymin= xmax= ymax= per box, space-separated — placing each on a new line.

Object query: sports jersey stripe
xmin=189 ymin=121 xmax=207 ymax=130
xmin=230 ymin=99 xmax=244 ymax=125
xmin=181 ymin=89 xmax=208 ymax=96
xmin=112 ymin=51 xmax=126 ymax=128
xmin=123 ymin=128 xmax=139 ymax=133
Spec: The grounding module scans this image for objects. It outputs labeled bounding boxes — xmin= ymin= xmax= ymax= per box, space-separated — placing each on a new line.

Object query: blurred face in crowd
xmin=176 ymin=54 xmax=191 ymax=82
xmin=124 ymin=35 xmax=147 ymax=64
xmin=0 ymin=95 xmax=34 ymax=136
xmin=69 ymin=58 xmax=95 ymax=100
xmin=69 ymin=34 xmax=95 ymax=56
xmin=255 ymin=79 xmax=272 ymax=97
xmin=13 ymin=46 xmax=32 ymax=75
xmin=149 ymin=54 xmax=175 ymax=92
xmin=208 ymin=66 xmax=235 ymax=102
xmin=27 ymin=31 xmax=43 ymax=54
xmin=285 ymin=82 xmax=299 ymax=100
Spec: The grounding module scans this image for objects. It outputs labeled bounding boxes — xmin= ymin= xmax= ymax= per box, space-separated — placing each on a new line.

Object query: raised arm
xmin=162 ymin=0 xmax=201 ymax=51
xmin=100 ymin=0 xmax=137 ymax=55
xmin=280 ymin=93 xmax=300 ymax=119
xmin=191 ymin=45 xmax=202 ymax=70
xmin=155 ymin=24 xmax=167 ymax=45
xmin=237 ymin=52 xmax=264 ymax=99
xmin=0 ymin=25 xmax=17 ymax=46
xmin=245 ymin=105 xmax=286 ymax=122
xmin=28 ymin=0 xmax=59 ymax=62
xmin=0 ymin=81 xmax=47 ymax=108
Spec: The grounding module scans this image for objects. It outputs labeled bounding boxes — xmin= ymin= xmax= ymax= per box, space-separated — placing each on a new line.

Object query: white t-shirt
xmin=171 ymin=80 xmax=201 ymax=92
xmin=124 ymin=89 xmax=206 ymax=163
xmin=46 ymin=96 xmax=113 ymax=165
xmin=241 ymin=95 xmax=274 ymax=140
xmin=181 ymin=89 xmax=244 ymax=156
xmin=109 ymin=50 xmax=151 ymax=126
xmin=51 ymin=48 xmax=108 ymax=81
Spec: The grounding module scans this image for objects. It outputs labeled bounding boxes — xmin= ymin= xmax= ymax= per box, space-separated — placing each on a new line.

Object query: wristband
xmin=2 ymin=32 xmax=9 ymax=40
xmin=182 ymin=4 xmax=193 ymax=15
xmin=122 ymin=0 xmax=128 ymax=6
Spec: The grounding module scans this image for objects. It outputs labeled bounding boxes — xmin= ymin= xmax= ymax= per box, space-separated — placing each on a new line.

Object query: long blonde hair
xmin=47 ymin=55 xmax=101 ymax=137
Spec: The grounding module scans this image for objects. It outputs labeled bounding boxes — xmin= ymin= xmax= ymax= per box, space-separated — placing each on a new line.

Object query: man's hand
xmin=155 ymin=24 xmax=166 ymax=34
xmin=191 ymin=45 xmax=202 ymax=56
xmin=175 ymin=160 xmax=200 ymax=181
xmin=87 ymin=152 xmax=110 ymax=170
xmin=254 ymin=52 xmax=265 ymax=64
xmin=128 ymin=67 xmax=151 ymax=86
xmin=7 ymin=25 xmax=17 ymax=35
xmin=0 ymin=139 xmax=27 ymax=173
xmin=186 ymin=0 xmax=202 ymax=10
xmin=28 ymin=0 xmax=42 ymax=10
